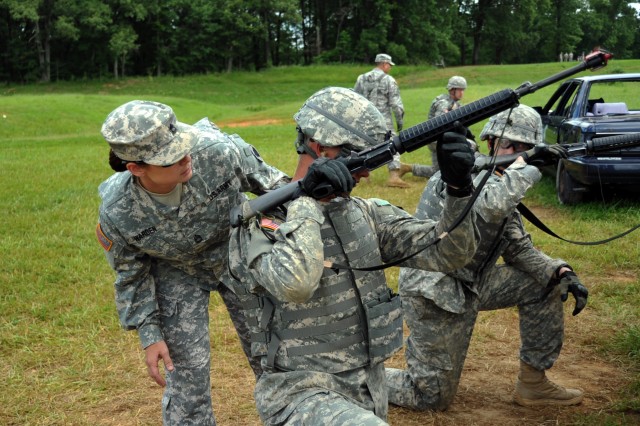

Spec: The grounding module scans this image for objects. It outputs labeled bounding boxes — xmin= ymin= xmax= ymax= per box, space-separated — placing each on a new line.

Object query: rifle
xmin=230 ymin=50 xmax=613 ymax=227
xmin=472 ymin=132 xmax=640 ymax=172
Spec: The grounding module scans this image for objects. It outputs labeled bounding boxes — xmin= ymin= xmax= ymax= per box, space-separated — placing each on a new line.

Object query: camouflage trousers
xmin=427 ymin=141 xmax=439 ymax=173
xmin=387 ymin=264 xmax=564 ymax=411
xmin=280 ymin=392 xmax=388 ymax=425
xmin=156 ymin=280 xmax=260 ymax=425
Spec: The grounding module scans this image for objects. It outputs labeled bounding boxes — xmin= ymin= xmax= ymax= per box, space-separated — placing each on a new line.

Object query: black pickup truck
xmin=534 ymin=73 xmax=640 ymax=204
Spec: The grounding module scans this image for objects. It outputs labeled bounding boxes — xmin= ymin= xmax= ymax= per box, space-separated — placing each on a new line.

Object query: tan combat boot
xmin=398 ymin=163 xmax=414 ymax=178
xmin=514 ymin=361 xmax=583 ymax=406
xmin=387 ymin=169 xmax=411 ymax=188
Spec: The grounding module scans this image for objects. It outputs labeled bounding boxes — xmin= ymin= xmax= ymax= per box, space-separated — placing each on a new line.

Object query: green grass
xmin=1 ymin=60 xmax=639 ymax=425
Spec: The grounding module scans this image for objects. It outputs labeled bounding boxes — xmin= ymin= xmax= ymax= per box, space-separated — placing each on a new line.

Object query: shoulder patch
xmin=96 ymin=223 xmax=113 ymax=251
xmin=260 ymin=216 xmax=281 ymax=232
xmin=372 ymin=198 xmax=391 ymax=206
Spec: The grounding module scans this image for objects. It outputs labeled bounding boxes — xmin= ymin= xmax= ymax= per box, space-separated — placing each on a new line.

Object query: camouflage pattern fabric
xmin=426 ymin=93 xmax=463 ymax=173
xmin=229 ymin=191 xmax=478 ymax=425
xmin=386 ymin=161 xmax=570 ymax=411
xmin=97 ymin=118 xmax=288 ymax=424
xmin=354 ymin=68 xmax=404 ymax=169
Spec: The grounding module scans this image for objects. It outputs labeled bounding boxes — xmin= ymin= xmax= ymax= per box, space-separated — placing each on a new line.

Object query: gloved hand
xmin=557 ymin=270 xmax=588 ymax=316
xmin=397 ymin=120 xmax=403 ymax=132
xmin=300 ymin=157 xmax=355 ymax=199
xmin=523 ymin=143 xmax=568 ymax=167
xmin=437 ymin=122 xmax=475 ymax=196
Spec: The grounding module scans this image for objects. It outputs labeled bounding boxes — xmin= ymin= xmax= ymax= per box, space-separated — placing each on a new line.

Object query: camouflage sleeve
xmin=430 ymin=97 xmax=450 ymax=118
xmin=473 ymin=162 xmax=541 ymax=224
xmin=97 ymin=212 xmax=162 ymax=349
xmin=247 ymin=197 xmax=326 ymax=303
xmin=354 ymin=75 xmax=364 ymax=95
xmin=501 ymin=214 xmax=569 ymax=285
xmin=225 ymin=133 xmax=290 ymax=194
xmin=362 ymin=195 xmax=478 ymax=273
xmin=387 ymin=76 xmax=404 ymax=126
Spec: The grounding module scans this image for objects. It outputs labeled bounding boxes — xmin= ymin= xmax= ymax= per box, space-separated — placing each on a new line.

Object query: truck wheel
xmin=556 ymin=160 xmax=585 ymax=205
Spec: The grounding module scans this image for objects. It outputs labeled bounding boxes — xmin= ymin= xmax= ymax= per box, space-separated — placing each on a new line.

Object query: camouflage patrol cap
xmin=479 ymin=104 xmax=543 ymax=145
xmin=447 ymin=76 xmax=467 ymax=90
xmin=101 ymin=100 xmax=198 ymax=166
xmin=375 ymin=53 xmax=395 ymax=65
xmin=294 ymin=87 xmax=387 ymax=151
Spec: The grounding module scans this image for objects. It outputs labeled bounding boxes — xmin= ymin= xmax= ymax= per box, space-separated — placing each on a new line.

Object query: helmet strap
xmin=295 ymin=127 xmax=318 ymax=159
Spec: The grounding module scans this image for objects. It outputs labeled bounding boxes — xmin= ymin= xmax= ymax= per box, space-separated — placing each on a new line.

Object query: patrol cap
xmin=447 ymin=76 xmax=467 ymax=90
xmin=375 ymin=53 xmax=395 ymax=66
xmin=294 ymin=87 xmax=387 ymax=151
xmin=479 ymin=104 xmax=543 ymax=145
xmin=101 ymin=100 xmax=198 ymax=166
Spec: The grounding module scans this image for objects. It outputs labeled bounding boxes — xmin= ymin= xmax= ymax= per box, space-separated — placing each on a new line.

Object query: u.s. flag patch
xmin=96 ymin=223 xmax=113 ymax=251
xmin=260 ymin=217 xmax=281 ymax=231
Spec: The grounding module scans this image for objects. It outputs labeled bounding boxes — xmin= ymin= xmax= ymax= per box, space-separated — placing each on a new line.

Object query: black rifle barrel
xmin=230 ymin=51 xmax=614 ymax=227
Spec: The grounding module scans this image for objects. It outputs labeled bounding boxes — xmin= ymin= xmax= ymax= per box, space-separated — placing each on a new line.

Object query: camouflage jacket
xmin=96 ymin=119 xmax=288 ymax=348
xmin=228 ymin=193 xmax=477 ymax=421
xmin=428 ymin=93 xmax=461 ymax=119
xmin=400 ymin=160 xmax=568 ymax=313
xmin=354 ymin=68 xmax=404 ymax=131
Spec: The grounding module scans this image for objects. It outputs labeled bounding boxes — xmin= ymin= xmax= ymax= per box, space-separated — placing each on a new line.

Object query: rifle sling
xmin=517 ymin=203 xmax=640 ymax=245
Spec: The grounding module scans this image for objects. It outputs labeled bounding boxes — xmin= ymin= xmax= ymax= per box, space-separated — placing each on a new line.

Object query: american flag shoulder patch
xmin=260 ymin=217 xmax=281 ymax=231
xmin=96 ymin=223 xmax=113 ymax=251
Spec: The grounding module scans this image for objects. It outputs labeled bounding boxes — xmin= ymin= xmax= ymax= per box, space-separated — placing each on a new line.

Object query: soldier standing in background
xmin=386 ymin=105 xmax=588 ymax=411
xmin=354 ymin=53 xmax=412 ymax=188
xmin=228 ymin=87 xmax=478 ymax=425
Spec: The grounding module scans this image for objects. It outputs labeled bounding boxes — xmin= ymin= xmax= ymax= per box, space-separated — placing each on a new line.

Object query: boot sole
xmin=513 ymin=392 xmax=583 ymax=407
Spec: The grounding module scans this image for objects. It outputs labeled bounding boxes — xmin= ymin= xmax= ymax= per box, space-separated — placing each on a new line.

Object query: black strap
xmin=517 ymin=203 xmax=640 ymax=245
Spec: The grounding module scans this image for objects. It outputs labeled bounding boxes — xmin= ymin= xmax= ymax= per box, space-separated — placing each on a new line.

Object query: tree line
xmin=1 ymin=0 xmax=639 ymax=84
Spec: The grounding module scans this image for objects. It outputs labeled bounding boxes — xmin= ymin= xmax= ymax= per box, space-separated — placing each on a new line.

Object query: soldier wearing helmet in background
xmin=386 ymin=104 xmax=588 ymax=411
xmin=400 ymin=76 xmax=473 ymax=182
xmin=228 ymin=87 xmax=479 ymax=425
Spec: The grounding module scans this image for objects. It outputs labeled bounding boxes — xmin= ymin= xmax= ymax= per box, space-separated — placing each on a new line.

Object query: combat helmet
xmin=447 ymin=76 xmax=467 ymax=90
xmin=294 ymin=87 xmax=388 ymax=153
xmin=479 ymin=104 xmax=543 ymax=146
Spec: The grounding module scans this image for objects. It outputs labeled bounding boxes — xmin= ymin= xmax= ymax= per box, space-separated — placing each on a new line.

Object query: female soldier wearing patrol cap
xmin=97 ymin=100 xmax=288 ymax=425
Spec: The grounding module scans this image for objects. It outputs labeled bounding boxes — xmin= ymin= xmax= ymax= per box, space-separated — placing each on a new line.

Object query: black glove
xmin=523 ymin=143 xmax=568 ymax=167
xmin=300 ymin=157 xmax=355 ymax=199
xmin=397 ymin=120 xmax=403 ymax=132
xmin=437 ymin=122 xmax=475 ymax=196
xmin=557 ymin=270 xmax=588 ymax=316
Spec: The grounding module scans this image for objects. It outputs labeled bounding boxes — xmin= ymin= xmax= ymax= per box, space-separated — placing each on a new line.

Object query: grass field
xmin=1 ymin=60 xmax=639 ymax=425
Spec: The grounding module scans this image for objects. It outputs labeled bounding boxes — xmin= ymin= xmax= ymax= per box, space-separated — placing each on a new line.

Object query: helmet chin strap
xmin=295 ymin=127 xmax=319 ymax=159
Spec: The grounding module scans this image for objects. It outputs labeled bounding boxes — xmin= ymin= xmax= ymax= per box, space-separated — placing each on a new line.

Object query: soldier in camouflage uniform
xmin=354 ymin=53 xmax=416 ymax=188
xmin=386 ymin=105 xmax=589 ymax=411
xmin=228 ymin=87 xmax=479 ymax=425
xmin=96 ymin=100 xmax=288 ymax=425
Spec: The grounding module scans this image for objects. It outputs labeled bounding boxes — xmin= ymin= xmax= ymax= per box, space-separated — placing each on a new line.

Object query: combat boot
xmin=387 ymin=169 xmax=411 ymax=188
xmin=398 ymin=163 xmax=414 ymax=178
xmin=514 ymin=361 xmax=583 ymax=406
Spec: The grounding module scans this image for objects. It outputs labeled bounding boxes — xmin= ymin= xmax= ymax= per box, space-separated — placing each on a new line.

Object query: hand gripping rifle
xmin=230 ymin=51 xmax=613 ymax=227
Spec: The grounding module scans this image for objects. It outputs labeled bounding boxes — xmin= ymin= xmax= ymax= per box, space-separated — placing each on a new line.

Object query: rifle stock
xmin=230 ymin=51 xmax=613 ymax=227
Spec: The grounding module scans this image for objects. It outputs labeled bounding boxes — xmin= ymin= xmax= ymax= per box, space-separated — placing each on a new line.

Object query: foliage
xmin=1 ymin=0 xmax=639 ymax=83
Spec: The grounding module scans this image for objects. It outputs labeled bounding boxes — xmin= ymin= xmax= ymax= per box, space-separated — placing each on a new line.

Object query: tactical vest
xmin=421 ymin=172 xmax=508 ymax=283
xmin=238 ymin=198 xmax=403 ymax=374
